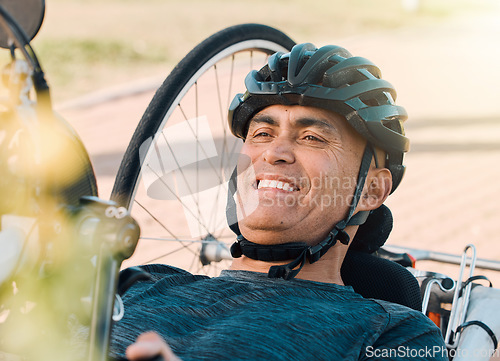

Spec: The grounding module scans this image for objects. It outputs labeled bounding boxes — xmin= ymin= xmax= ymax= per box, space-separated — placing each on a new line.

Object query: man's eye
xmin=304 ymin=135 xmax=322 ymax=142
xmin=254 ymin=131 xmax=271 ymax=138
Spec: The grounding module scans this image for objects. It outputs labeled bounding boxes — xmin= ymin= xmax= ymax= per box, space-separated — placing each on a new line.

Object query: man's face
xmin=235 ymin=104 xmax=367 ymax=246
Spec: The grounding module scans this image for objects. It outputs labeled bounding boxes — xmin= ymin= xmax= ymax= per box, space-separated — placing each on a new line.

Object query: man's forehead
xmin=249 ymin=105 xmax=345 ymax=132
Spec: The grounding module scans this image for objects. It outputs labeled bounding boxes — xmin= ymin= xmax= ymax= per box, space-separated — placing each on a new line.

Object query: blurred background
xmin=24 ymin=0 xmax=500 ymax=282
xmin=30 ymin=0 xmax=498 ymax=103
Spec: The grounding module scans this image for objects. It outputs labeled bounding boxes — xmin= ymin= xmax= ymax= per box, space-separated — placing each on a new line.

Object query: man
xmin=110 ymin=43 xmax=447 ymax=360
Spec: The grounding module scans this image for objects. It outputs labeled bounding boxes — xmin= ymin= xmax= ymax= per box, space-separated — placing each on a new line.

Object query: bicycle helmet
xmin=226 ymin=43 xmax=410 ymax=280
xmin=228 ymin=42 xmax=409 ymax=193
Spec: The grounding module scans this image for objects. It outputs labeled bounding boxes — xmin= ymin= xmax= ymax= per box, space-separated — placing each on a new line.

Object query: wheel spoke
xmin=134 ymin=200 xmax=179 ymax=239
xmin=143 ymin=243 xmax=198 ymax=264
xmin=142 ymin=165 xmax=212 ymax=236
xmin=177 ymin=103 xmax=226 ymax=184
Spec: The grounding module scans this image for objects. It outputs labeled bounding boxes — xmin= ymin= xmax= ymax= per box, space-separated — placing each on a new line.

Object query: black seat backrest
xmin=341 ymin=249 xmax=422 ymax=311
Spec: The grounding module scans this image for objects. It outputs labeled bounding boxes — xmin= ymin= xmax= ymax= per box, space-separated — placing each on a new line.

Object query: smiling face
xmin=235 ymin=104 xmax=368 ymax=246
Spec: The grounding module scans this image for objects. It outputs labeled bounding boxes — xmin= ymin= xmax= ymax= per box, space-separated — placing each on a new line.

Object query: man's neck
xmin=229 ymin=244 xmax=349 ymax=285
xmin=229 ymin=225 xmax=359 ymax=284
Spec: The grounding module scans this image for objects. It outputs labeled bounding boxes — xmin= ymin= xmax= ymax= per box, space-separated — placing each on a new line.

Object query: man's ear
xmin=358 ymin=168 xmax=392 ymax=211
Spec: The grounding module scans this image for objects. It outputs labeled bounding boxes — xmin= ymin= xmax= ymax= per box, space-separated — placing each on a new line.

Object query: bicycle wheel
xmin=111 ymin=24 xmax=295 ymax=276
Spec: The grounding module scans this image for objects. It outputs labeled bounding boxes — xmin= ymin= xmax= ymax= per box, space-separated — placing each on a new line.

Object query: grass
xmin=3 ymin=0 xmax=498 ymax=103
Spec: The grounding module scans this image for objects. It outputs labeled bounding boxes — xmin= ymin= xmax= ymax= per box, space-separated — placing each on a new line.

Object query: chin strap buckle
xmin=307 ymin=226 xmax=350 ymax=264
xmin=268 ymin=265 xmax=294 ymax=280
xmin=268 ymin=249 xmax=308 ymax=280
xmin=337 ymin=228 xmax=350 ymax=245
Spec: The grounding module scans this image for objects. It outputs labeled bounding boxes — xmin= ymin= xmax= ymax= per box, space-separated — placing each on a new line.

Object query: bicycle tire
xmin=111 ymin=23 xmax=295 ymax=275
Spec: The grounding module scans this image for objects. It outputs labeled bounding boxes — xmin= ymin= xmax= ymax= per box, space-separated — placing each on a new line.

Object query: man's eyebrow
xmin=248 ymin=114 xmax=339 ymax=133
xmin=249 ymin=114 xmax=278 ymax=126
xmin=294 ymin=117 xmax=338 ymax=133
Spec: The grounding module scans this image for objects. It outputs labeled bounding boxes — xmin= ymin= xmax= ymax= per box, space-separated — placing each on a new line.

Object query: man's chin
xmin=238 ymin=221 xmax=299 ymax=245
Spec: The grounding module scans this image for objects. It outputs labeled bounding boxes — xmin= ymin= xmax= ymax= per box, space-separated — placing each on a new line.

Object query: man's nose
xmin=262 ymin=137 xmax=295 ymax=164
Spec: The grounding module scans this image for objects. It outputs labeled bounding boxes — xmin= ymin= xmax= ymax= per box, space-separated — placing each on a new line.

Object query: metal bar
xmin=383 ymin=245 xmax=500 ymax=271
xmin=444 ymin=245 xmax=476 ymax=348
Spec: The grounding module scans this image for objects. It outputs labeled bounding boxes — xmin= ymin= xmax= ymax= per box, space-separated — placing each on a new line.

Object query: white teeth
xmin=257 ymin=179 xmax=269 ymax=189
xmin=258 ymin=179 xmax=295 ymax=192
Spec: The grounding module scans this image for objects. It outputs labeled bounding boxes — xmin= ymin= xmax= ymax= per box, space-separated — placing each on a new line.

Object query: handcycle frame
xmin=383 ymin=243 xmax=500 ymax=361
xmin=0 ymin=3 xmax=140 ymax=361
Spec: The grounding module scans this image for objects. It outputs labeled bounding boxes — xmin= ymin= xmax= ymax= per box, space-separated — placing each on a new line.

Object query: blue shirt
xmin=109 ymin=264 xmax=447 ymax=360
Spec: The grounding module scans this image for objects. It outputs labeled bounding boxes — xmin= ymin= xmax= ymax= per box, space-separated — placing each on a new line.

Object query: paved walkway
xmin=57 ymin=11 xmax=500 ymax=284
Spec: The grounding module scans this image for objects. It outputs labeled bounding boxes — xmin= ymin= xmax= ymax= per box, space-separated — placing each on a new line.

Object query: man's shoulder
xmin=370 ymin=298 xmax=438 ymax=329
xmin=365 ymin=299 xmax=447 ymax=359
xmin=369 ymin=298 xmax=419 ymax=313
xmin=119 ymin=264 xmax=209 ymax=299
xmin=136 ymin=264 xmax=206 ymax=281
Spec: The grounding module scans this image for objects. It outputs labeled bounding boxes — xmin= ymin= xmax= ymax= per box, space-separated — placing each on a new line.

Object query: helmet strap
xmin=231 ymin=145 xmax=374 ymax=280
